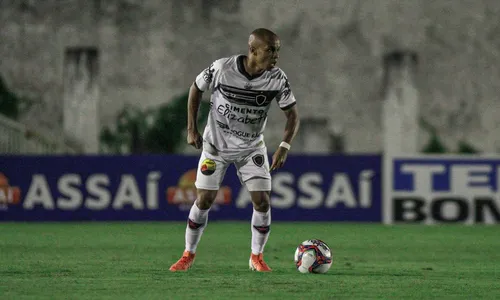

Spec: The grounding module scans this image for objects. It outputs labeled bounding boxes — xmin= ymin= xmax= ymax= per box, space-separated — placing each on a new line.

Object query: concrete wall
xmin=1 ymin=0 xmax=500 ymax=153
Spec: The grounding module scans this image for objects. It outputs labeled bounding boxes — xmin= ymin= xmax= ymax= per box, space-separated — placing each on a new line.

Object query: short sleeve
xmin=276 ymin=74 xmax=296 ymax=110
xmin=195 ymin=59 xmax=222 ymax=92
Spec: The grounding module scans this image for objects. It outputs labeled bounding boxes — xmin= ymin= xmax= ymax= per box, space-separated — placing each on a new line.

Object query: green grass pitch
xmin=1 ymin=222 xmax=499 ymax=299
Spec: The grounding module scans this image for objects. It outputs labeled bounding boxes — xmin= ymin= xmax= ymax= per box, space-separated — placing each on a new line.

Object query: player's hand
xmin=187 ymin=130 xmax=203 ymax=149
xmin=270 ymin=147 xmax=288 ymax=171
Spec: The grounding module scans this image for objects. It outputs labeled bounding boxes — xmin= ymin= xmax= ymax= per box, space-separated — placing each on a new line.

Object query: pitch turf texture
xmin=1 ymin=223 xmax=499 ymax=300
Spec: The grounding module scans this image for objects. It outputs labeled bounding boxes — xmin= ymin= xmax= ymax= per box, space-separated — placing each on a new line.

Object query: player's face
xmin=257 ymin=39 xmax=280 ymax=70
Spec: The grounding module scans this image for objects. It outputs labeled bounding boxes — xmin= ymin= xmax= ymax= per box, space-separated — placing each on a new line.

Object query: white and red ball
xmin=294 ymin=239 xmax=333 ymax=274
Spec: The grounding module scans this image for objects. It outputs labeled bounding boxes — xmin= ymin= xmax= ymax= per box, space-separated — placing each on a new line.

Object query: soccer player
xmin=169 ymin=28 xmax=300 ymax=272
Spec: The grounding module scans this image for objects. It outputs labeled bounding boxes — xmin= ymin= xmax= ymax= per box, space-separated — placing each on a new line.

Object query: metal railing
xmin=0 ymin=113 xmax=82 ymax=154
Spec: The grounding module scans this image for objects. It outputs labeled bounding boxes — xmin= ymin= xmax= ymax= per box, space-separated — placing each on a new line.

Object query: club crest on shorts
xmin=252 ymin=154 xmax=264 ymax=167
xmin=200 ymin=158 xmax=216 ymax=175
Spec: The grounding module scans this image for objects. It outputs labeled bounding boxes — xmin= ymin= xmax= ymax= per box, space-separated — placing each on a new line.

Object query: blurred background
xmin=1 ymin=0 xmax=499 ymax=156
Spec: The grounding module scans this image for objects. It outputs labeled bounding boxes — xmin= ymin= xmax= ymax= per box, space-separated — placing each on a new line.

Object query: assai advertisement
xmin=0 ymin=154 xmax=382 ymax=222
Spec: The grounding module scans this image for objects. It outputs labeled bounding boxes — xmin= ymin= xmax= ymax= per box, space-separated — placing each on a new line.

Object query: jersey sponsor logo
xmin=218 ymin=84 xmax=279 ymax=107
xmin=216 ymin=104 xmax=267 ymax=125
xmin=217 ymin=104 xmax=265 ymax=115
xmin=215 ymin=118 xmax=261 ymax=140
xmin=229 ymin=129 xmax=257 ymax=139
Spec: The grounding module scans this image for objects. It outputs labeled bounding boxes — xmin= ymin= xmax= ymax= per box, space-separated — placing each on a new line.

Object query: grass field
xmin=1 ymin=222 xmax=499 ymax=299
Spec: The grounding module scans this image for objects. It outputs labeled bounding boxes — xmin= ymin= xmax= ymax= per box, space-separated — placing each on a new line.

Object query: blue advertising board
xmin=0 ymin=154 xmax=382 ymax=222
xmin=384 ymin=155 xmax=500 ymax=224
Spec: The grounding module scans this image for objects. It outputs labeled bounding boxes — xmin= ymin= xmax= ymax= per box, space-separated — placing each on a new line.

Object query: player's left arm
xmin=282 ymin=104 xmax=300 ymax=145
xmin=270 ymin=104 xmax=300 ymax=171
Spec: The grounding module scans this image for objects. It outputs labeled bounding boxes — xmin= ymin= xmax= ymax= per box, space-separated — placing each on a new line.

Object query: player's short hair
xmin=249 ymin=28 xmax=279 ymax=44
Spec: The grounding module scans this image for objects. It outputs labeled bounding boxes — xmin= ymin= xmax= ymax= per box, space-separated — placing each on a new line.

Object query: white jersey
xmin=195 ymin=55 xmax=296 ymax=154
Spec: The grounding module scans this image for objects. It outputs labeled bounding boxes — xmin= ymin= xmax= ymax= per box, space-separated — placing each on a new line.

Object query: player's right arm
xmin=186 ymin=82 xmax=204 ymax=149
xmin=187 ymin=59 xmax=223 ymax=149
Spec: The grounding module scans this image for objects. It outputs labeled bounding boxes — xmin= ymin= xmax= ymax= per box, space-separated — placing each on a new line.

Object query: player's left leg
xmin=248 ymin=187 xmax=272 ymax=272
xmin=235 ymin=147 xmax=272 ymax=272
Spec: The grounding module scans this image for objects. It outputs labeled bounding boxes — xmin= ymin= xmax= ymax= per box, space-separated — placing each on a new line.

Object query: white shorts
xmin=194 ymin=146 xmax=271 ymax=192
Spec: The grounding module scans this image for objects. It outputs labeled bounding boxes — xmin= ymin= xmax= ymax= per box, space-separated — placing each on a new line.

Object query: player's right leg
xmin=169 ymin=151 xmax=228 ymax=272
xmin=169 ymin=188 xmax=218 ymax=272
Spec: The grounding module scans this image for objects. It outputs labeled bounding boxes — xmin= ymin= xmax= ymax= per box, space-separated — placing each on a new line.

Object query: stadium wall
xmin=2 ymin=0 xmax=500 ymax=153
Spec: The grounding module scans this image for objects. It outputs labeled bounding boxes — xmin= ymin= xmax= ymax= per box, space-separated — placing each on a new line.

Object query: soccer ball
xmin=294 ymin=239 xmax=333 ymax=274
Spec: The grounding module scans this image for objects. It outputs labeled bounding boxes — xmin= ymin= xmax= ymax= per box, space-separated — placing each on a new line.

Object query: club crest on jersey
xmin=252 ymin=154 xmax=264 ymax=167
xmin=244 ymin=82 xmax=252 ymax=89
xmin=200 ymin=159 xmax=216 ymax=175
xmin=255 ymin=95 xmax=267 ymax=106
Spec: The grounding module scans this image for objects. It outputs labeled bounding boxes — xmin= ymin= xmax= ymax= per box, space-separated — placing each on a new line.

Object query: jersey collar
xmin=237 ymin=55 xmax=265 ymax=81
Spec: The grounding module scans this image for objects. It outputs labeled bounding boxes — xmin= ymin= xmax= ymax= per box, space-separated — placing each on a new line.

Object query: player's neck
xmin=244 ymin=56 xmax=265 ymax=76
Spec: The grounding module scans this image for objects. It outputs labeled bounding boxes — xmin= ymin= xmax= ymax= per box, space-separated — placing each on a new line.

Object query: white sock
xmin=185 ymin=202 xmax=210 ymax=253
xmin=251 ymin=208 xmax=271 ymax=255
